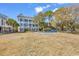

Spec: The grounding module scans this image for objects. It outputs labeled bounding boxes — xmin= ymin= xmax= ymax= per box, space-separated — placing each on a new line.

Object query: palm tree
xmin=6 ymin=18 xmax=19 ymax=32
xmin=44 ymin=10 xmax=53 ymax=27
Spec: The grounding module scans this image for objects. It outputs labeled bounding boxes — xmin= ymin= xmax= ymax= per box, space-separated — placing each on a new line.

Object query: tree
xmin=34 ymin=12 xmax=47 ymax=31
xmin=54 ymin=7 xmax=76 ymax=32
xmin=44 ymin=10 xmax=53 ymax=26
xmin=6 ymin=18 xmax=19 ymax=32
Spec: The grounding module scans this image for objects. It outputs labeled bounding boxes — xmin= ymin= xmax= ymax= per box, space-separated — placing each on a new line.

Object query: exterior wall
xmin=0 ymin=18 xmax=6 ymax=27
xmin=0 ymin=13 xmax=13 ymax=33
xmin=17 ymin=14 xmax=39 ymax=32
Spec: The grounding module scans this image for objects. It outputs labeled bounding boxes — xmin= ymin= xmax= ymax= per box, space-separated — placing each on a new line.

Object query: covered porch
xmin=0 ymin=26 xmax=13 ymax=33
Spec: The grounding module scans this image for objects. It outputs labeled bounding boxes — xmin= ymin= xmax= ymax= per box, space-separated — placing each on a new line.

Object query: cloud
xmin=35 ymin=6 xmax=43 ymax=13
xmin=53 ymin=3 xmax=65 ymax=7
xmin=35 ymin=7 xmax=43 ymax=13
xmin=35 ymin=5 xmax=51 ymax=13
xmin=58 ymin=3 xmax=65 ymax=5
xmin=53 ymin=8 xmax=58 ymax=12
xmin=43 ymin=5 xmax=51 ymax=9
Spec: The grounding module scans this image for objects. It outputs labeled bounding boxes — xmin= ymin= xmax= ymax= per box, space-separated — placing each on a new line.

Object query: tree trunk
xmin=71 ymin=25 xmax=75 ymax=32
xmin=61 ymin=22 xmax=64 ymax=31
xmin=48 ymin=17 xmax=51 ymax=27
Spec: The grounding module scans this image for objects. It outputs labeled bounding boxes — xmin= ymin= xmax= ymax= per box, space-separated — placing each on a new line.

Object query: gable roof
xmin=0 ymin=13 xmax=8 ymax=19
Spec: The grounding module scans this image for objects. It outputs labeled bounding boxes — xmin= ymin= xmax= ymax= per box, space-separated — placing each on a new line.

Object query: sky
xmin=0 ymin=3 xmax=71 ymax=20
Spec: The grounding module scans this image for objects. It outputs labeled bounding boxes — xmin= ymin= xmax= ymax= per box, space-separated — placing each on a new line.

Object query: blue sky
xmin=0 ymin=3 xmax=71 ymax=20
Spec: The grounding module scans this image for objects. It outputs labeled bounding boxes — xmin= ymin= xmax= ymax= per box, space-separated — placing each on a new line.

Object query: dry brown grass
xmin=0 ymin=32 xmax=79 ymax=56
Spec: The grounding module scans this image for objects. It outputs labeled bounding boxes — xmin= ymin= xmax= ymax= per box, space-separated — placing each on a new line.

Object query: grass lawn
xmin=0 ymin=32 xmax=79 ymax=56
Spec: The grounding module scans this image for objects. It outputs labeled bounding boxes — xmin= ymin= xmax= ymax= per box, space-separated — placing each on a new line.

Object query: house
xmin=17 ymin=14 xmax=39 ymax=32
xmin=0 ymin=13 xmax=13 ymax=33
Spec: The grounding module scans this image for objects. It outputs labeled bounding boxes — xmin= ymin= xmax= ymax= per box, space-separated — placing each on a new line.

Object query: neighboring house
xmin=0 ymin=13 xmax=13 ymax=33
xmin=17 ymin=14 xmax=39 ymax=32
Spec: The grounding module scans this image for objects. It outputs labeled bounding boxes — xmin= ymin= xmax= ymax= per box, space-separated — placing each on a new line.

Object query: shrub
xmin=24 ymin=29 xmax=29 ymax=32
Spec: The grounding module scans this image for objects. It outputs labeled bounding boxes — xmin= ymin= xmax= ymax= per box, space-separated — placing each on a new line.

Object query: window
xmin=29 ymin=24 xmax=32 ymax=27
xmin=24 ymin=19 xmax=28 ymax=22
xmin=29 ymin=20 xmax=32 ymax=22
xmin=33 ymin=24 xmax=35 ymax=27
xmin=1 ymin=19 xmax=4 ymax=25
xmin=24 ymin=24 xmax=28 ymax=26
xmin=20 ymin=19 xmax=23 ymax=21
